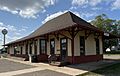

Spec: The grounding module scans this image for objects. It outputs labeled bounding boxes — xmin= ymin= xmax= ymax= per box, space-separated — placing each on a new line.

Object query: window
xmin=20 ymin=46 xmax=23 ymax=54
xmin=95 ymin=38 xmax=100 ymax=54
xmin=60 ymin=38 xmax=67 ymax=61
xmin=40 ymin=39 xmax=46 ymax=54
xmin=80 ymin=36 xmax=85 ymax=55
xmin=50 ymin=39 xmax=55 ymax=55
xmin=61 ymin=38 xmax=67 ymax=50
xmin=25 ymin=44 xmax=28 ymax=54
xmin=29 ymin=43 xmax=33 ymax=54
xmin=34 ymin=40 xmax=38 ymax=55
xmin=14 ymin=46 xmax=17 ymax=54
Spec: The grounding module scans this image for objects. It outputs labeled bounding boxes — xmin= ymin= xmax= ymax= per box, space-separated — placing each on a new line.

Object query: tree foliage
xmin=91 ymin=14 xmax=119 ymax=35
xmin=91 ymin=14 xmax=120 ymax=51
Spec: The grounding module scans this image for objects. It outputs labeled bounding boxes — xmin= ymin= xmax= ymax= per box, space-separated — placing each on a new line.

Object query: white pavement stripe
xmin=0 ymin=67 xmax=45 ymax=76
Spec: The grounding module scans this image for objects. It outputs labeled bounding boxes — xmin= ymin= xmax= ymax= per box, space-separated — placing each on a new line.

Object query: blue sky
xmin=0 ymin=0 xmax=120 ymax=48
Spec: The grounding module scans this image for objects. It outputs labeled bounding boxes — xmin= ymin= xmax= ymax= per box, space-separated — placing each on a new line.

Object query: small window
xmin=29 ymin=43 xmax=33 ymax=54
xmin=34 ymin=40 xmax=38 ymax=55
xmin=14 ymin=46 xmax=18 ymax=54
xmin=50 ymin=39 xmax=55 ymax=55
xmin=40 ymin=39 xmax=47 ymax=54
xmin=80 ymin=36 xmax=85 ymax=55
xmin=95 ymin=38 xmax=100 ymax=54
xmin=25 ymin=44 xmax=28 ymax=54
xmin=20 ymin=46 xmax=23 ymax=54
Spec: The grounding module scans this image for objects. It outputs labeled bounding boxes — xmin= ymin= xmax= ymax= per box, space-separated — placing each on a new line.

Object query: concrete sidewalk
xmin=1 ymin=56 xmax=120 ymax=76
xmin=2 ymin=58 xmax=86 ymax=76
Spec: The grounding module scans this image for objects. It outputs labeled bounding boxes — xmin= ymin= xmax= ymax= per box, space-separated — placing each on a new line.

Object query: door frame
xmin=50 ymin=38 xmax=55 ymax=55
xmin=40 ymin=39 xmax=47 ymax=55
xmin=60 ymin=38 xmax=68 ymax=61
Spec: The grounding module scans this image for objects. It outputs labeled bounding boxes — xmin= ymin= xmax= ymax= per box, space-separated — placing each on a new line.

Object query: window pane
xmin=80 ymin=36 xmax=85 ymax=55
xmin=34 ymin=40 xmax=37 ymax=54
xmin=50 ymin=39 xmax=55 ymax=55
xmin=40 ymin=39 xmax=46 ymax=54
xmin=61 ymin=39 xmax=66 ymax=43
xmin=96 ymin=39 xmax=100 ymax=54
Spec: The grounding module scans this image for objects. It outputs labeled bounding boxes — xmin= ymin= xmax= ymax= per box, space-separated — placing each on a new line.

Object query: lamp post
xmin=2 ymin=29 xmax=8 ymax=53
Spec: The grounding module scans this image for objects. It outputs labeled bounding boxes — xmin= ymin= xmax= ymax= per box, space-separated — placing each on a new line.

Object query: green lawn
xmin=78 ymin=63 xmax=120 ymax=76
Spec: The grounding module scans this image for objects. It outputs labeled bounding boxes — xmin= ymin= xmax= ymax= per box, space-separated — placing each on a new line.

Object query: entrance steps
xmin=50 ymin=61 xmax=71 ymax=67
xmin=50 ymin=61 xmax=61 ymax=66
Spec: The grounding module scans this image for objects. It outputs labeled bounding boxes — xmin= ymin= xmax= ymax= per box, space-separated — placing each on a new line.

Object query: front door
xmin=50 ymin=39 xmax=55 ymax=55
xmin=60 ymin=38 xmax=67 ymax=61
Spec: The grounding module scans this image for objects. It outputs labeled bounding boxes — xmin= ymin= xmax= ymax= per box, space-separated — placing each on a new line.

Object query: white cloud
xmin=80 ymin=12 xmax=97 ymax=18
xmin=72 ymin=0 xmax=102 ymax=6
xmin=42 ymin=11 xmax=81 ymax=24
xmin=0 ymin=0 xmax=57 ymax=19
xmin=91 ymin=7 xmax=102 ymax=10
xmin=42 ymin=11 xmax=68 ymax=24
xmin=87 ymin=19 xmax=93 ymax=22
xmin=72 ymin=11 xmax=80 ymax=17
xmin=112 ymin=0 xmax=120 ymax=10
xmin=70 ymin=6 xmax=77 ymax=10
xmin=89 ymin=0 xmax=102 ymax=6
xmin=42 ymin=9 xmax=47 ymax=13
xmin=72 ymin=0 xmax=88 ymax=6
xmin=6 ymin=35 xmax=21 ymax=42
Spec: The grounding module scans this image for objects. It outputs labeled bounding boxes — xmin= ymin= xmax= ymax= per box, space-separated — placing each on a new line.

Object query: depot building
xmin=5 ymin=11 xmax=117 ymax=64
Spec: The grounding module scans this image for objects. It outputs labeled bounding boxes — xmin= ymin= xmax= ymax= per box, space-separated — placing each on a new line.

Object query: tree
xmin=116 ymin=20 xmax=120 ymax=35
xmin=91 ymin=14 xmax=119 ymax=52
xmin=91 ymin=14 xmax=107 ymax=30
xmin=91 ymin=14 xmax=117 ymax=33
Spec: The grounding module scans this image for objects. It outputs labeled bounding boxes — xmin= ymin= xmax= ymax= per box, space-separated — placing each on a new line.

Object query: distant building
xmin=0 ymin=47 xmax=7 ymax=54
xmin=5 ymin=11 xmax=118 ymax=64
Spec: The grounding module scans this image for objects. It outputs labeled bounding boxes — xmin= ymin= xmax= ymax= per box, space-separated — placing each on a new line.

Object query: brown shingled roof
xmin=5 ymin=11 xmax=118 ymax=45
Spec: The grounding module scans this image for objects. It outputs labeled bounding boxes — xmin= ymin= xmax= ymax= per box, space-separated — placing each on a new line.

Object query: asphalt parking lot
xmin=0 ymin=55 xmax=120 ymax=76
xmin=0 ymin=59 xmax=71 ymax=76
xmin=0 ymin=59 xmax=34 ymax=73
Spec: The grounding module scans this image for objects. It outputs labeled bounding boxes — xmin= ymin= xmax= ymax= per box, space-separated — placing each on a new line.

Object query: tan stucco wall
xmin=55 ymin=38 xmax=60 ymax=54
xmin=57 ymin=31 xmax=103 ymax=56
xmin=28 ymin=42 xmax=34 ymax=55
xmin=47 ymin=41 xmax=50 ymax=55
xmin=47 ymin=31 xmax=72 ymax=56
xmin=8 ymin=30 xmax=103 ymax=56
xmin=32 ymin=42 xmax=35 ymax=54
xmin=74 ymin=31 xmax=84 ymax=56
xmin=74 ymin=31 xmax=103 ymax=56
xmin=85 ymin=34 xmax=96 ymax=55
xmin=22 ymin=44 xmax=26 ymax=54
xmin=9 ymin=45 xmax=14 ymax=54
xmin=68 ymin=39 xmax=71 ymax=56
xmin=17 ymin=45 xmax=20 ymax=54
xmin=47 ymin=35 xmax=61 ymax=55
xmin=63 ymin=31 xmax=72 ymax=56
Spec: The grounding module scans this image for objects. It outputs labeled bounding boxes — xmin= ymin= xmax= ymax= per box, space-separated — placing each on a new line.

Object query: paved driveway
xmin=0 ymin=59 xmax=34 ymax=73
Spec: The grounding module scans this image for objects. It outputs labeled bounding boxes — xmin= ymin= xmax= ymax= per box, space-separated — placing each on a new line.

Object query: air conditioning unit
xmin=104 ymin=32 xmax=109 ymax=36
